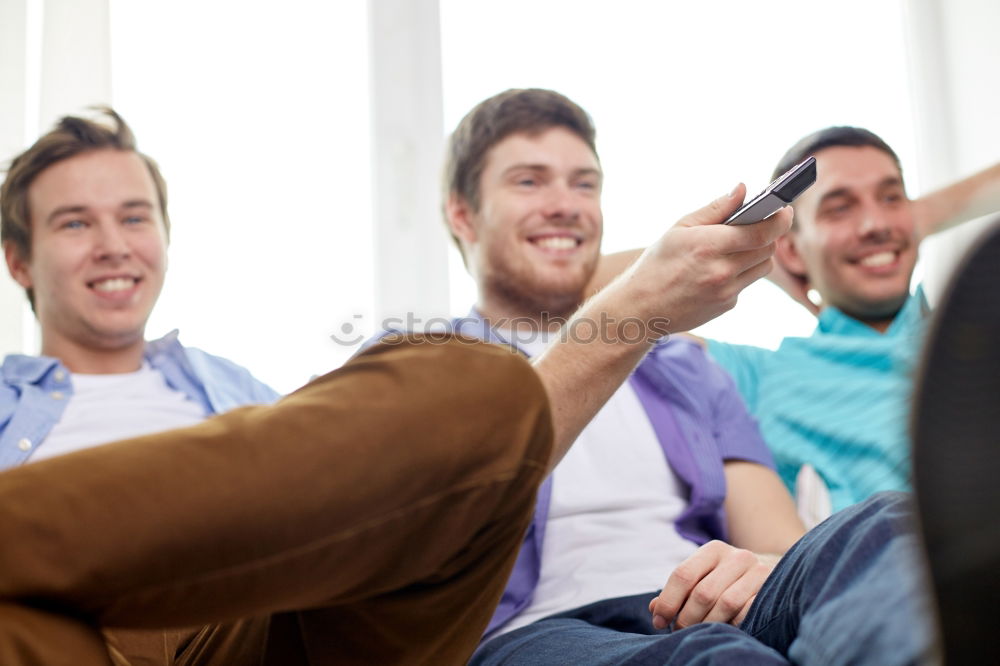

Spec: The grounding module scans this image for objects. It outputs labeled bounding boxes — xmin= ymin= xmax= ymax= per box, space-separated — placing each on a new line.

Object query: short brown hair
xmin=774 ymin=126 xmax=903 ymax=231
xmin=443 ymin=89 xmax=598 ymax=248
xmin=1 ymin=108 xmax=169 ymax=306
xmin=774 ymin=126 xmax=901 ymax=181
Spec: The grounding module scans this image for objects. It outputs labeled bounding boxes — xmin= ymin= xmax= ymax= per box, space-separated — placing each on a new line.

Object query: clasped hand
xmin=648 ymin=540 xmax=779 ymax=630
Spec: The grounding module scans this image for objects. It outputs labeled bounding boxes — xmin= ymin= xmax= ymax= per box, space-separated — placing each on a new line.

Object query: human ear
xmin=775 ymin=231 xmax=808 ymax=280
xmin=4 ymin=242 xmax=33 ymax=289
xmin=444 ymin=194 xmax=478 ymax=246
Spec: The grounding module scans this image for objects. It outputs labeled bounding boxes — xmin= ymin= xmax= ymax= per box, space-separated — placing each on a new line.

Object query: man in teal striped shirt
xmin=707 ymin=127 xmax=998 ymax=513
xmin=594 ymin=127 xmax=999 ymax=515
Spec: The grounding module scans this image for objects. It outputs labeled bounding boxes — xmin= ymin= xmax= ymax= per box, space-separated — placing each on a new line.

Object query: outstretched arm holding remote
xmin=534 ymin=185 xmax=792 ymax=471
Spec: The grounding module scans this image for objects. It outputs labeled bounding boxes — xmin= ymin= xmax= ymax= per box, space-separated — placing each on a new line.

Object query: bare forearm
xmin=914 ymin=162 xmax=1000 ymax=238
xmin=585 ymin=249 xmax=643 ymax=297
xmin=532 ymin=190 xmax=792 ymax=475
xmin=531 ymin=287 xmax=655 ymax=473
xmin=724 ymin=461 xmax=805 ymax=554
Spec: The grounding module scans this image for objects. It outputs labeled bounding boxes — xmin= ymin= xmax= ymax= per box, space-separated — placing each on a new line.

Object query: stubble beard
xmin=483 ymin=260 xmax=590 ymax=322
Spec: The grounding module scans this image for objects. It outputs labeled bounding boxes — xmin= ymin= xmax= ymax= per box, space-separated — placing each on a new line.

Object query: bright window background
xmin=440 ymin=0 xmax=918 ymax=346
xmin=102 ymin=1 xmax=919 ymax=393
xmin=109 ymin=0 xmax=372 ymax=393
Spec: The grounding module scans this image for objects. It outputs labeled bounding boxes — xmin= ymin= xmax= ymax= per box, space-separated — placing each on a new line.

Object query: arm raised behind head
xmin=912 ymin=161 xmax=1000 ymax=239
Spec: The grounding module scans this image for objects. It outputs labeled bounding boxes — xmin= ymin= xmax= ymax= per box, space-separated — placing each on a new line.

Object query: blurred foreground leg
xmin=0 ymin=604 xmax=111 ymax=666
xmin=912 ymin=221 xmax=1000 ymax=664
xmin=0 ymin=335 xmax=553 ymax=665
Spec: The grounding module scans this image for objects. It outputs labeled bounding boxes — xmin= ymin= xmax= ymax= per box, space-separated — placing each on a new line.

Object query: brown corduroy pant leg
xmin=0 ymin=335 xmax=553 ymax=665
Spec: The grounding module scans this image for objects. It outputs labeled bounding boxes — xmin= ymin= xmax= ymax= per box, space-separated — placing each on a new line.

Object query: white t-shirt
xmin=27 ymin=363 xmax=207 ymax=463
xmin=497 ymin=335 xmax=698 ymax=635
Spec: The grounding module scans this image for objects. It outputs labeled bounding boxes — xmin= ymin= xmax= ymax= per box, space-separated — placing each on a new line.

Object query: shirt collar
xmin=454 ymin=308 xmax=522 ymax=349
xmin=142 ymin=329 xmax=183 ymax=362
xmin=816 ymin=286 xmax=928 ymax=338
xmin=1 ymin=329 xmax=185 ymax=386
xmin=0 ymin=354 xmax=61 ymax=385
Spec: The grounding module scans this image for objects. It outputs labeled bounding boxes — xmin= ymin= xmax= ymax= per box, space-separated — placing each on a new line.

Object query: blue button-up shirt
xmin=0 ymin=330 xmax=279 ymax=469
xmin=707 ymin=288 xmax=928 ymax=512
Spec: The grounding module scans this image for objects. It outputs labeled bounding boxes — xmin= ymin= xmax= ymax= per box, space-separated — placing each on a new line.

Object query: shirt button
xmin=54 ymin=370 xmax=66 ymax=382
xmin=51 ymin=391 xmax=64 ymax=400
xmin=18 ymin=438 xmax=32 ymax=451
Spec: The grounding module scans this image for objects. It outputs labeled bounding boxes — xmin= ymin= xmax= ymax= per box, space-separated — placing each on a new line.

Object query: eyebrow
xmin=122 ymin=199 xmax=154 ymax=209
xmin=818 ymin=176 xmax=903 ymax=206
xmin=502 ymin=164 xmax=603 ymax=178
xmin=875 ymin=176 xmax=905 ymax=191
xmin=45 ymin=199 xmax=154 ymax=225
xmin=45 ymin=205 xmax=88 ymax=225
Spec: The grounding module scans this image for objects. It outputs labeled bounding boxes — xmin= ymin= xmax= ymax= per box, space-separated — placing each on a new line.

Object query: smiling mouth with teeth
xmin=91 ymin=277 xmax=139 ymax=293
xmin=531 ymin=236 xmax=580 ymax=250
xmin=857 ymin=251 xmax=897 ymax=268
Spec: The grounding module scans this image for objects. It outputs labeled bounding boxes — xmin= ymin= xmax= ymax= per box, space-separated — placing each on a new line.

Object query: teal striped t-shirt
xmin=707 ymin=288 xmax=929 ymax=512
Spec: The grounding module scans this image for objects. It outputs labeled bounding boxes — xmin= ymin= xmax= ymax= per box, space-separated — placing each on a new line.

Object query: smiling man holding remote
xmin=387 ymin=88 xmax=939 ymax=665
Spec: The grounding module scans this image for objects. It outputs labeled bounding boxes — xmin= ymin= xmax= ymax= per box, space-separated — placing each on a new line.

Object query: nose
xmin=857 ymin=202 xmax=891 ymax=240
xmin=93 ymin=219 xmax=131 ymax=261
xmin=541 ymin=181 xmax=580 ymax=221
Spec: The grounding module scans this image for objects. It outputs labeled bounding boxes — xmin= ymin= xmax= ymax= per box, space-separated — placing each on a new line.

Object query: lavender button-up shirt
xmin=446 ymin=312 xmax=773 ymax=635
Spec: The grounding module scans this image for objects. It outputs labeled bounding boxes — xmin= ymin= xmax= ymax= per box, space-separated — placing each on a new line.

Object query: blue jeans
xmin=472 ymin=492 xmax=935 ymax=665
